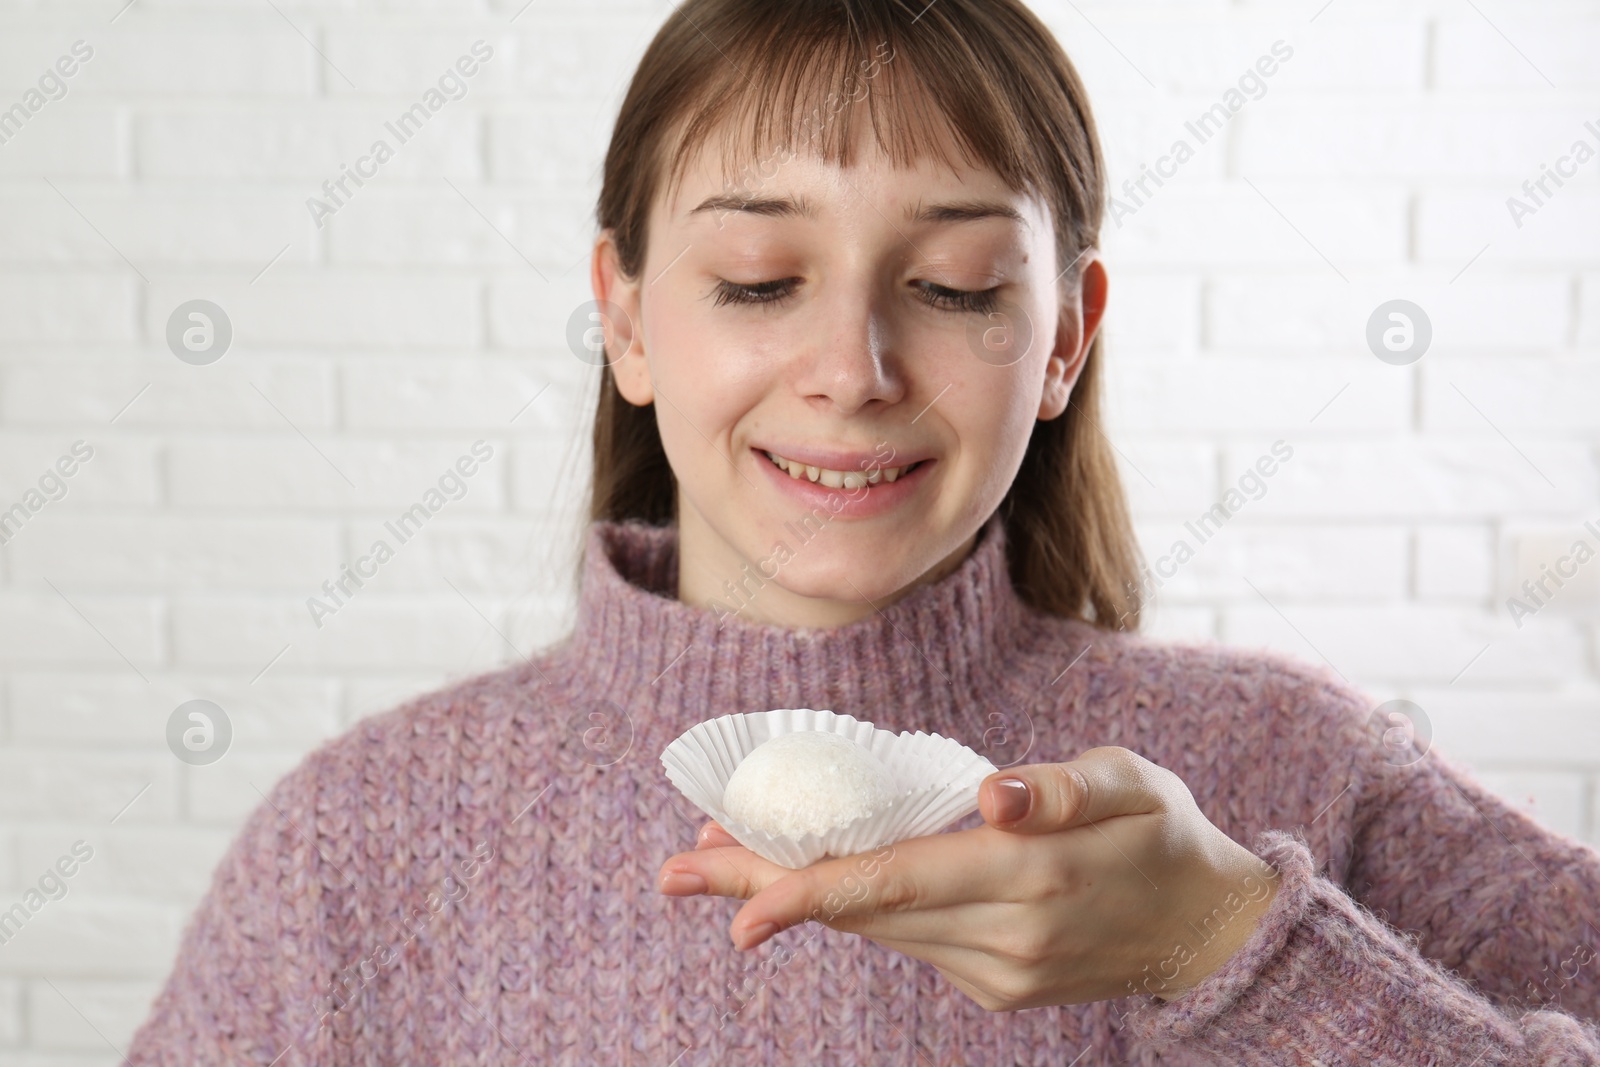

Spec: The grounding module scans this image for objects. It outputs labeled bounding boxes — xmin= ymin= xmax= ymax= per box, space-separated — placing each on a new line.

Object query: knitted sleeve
xmin=124 ymin=759 xmax=333 ymax=1066
xmin=1121 ymin=743 xmax=1600 ymax=1065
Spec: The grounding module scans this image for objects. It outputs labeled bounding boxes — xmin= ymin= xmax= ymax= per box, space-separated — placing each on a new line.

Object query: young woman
xmin=128 ymin=0 xmax=1600 ymax=1063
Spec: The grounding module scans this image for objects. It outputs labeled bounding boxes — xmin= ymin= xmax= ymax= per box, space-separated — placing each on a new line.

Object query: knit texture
xmin=126 ymin=516 xmax=1600 ymax=1065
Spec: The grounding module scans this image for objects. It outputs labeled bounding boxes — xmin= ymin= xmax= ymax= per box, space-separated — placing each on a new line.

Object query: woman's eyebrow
xmin=907 ymin=198 xmax=1027 ymax=228
xmin=687 ymin=193 xmax=817 ymax=220
xmin=685 ymin=193 xmax=1026 ymax=228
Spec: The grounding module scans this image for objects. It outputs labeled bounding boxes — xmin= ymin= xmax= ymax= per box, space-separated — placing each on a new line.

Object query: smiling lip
xmin=751 ymin=444 xmax=931 ymax=472
xmin=751 ymin=446 xmax=934 ymax=519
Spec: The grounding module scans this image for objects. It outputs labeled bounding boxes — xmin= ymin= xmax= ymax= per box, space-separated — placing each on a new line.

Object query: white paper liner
xmin=660 ymin=709 xmax=998 ymax=868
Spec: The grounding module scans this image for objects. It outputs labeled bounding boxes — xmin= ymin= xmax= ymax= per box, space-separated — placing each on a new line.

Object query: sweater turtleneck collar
xmin=556 ymin=513 xmax=1051 ymax=754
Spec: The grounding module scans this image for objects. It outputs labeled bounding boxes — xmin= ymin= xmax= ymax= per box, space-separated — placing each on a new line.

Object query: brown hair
xmin=588 ymin=0 xmax=1142 ymax=630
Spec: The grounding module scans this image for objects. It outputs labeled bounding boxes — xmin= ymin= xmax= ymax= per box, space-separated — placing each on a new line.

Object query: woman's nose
xmin=792 ymin=288 xmax=908 ymax=414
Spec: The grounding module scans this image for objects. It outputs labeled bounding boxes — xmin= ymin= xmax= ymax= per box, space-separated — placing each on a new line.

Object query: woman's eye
xmin=712 ymin=278 xmax=798 ymax=307
xmin=916 ymin=282 xmax=1001 ymax=314
xmin=710 ymin=277 xmax=1001 ymax=314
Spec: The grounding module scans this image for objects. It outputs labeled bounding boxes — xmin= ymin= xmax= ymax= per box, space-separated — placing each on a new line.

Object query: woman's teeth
xmin=763 ymin=450 xmax=918 ymax=489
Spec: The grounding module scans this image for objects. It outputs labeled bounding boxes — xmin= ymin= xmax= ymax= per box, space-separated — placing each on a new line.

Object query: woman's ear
xmin=591 ymin=230 xmax=654 ymax=406
xmin=1037 ymin=254 xmax=1107 ymax=421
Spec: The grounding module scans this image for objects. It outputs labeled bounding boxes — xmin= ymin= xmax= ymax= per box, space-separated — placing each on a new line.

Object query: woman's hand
xmin=656 ymin=746 xmax=1282 ymax=1010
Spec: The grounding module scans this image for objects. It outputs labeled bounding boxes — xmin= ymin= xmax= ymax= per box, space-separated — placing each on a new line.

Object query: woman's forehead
xmin=661 ymin=119 xmax=1038 ymax=226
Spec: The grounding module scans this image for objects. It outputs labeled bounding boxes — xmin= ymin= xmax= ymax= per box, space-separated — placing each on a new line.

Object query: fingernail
xmin=734 ymin=922 xmax=778 ymax=950
xmin=696 ymin=824 xmax=730 ymax=849
xmin=659 ymin=871 xmax=708 ymax=895
xmin=991 ymin=778 xmax=1031 ymax=824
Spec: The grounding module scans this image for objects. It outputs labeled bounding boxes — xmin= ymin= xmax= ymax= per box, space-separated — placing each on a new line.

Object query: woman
xmin=127 ymin=0 xmax=1600 ymax=1062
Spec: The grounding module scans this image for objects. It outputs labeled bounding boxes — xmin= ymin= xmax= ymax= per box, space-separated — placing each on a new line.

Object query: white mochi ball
xmin=722 ymin=731 xmax=894 ymax=839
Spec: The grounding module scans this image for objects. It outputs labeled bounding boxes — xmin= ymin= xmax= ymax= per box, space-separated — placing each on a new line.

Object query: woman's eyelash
xmin=916 ymin=282 xmax=1001 ymax=314
xmin=712 ymin=278 xmax=796 ymax=307
xmin=710 ymin=278 xmax=1001 ymax=314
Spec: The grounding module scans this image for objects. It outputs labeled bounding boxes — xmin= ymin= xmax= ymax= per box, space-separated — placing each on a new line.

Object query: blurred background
xmin=0 ymin=0 xmax=1596 ymax=1060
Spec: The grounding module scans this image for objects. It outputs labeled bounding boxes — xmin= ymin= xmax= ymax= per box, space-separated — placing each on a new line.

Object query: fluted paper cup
xmin=660 ymin=709 xmax=999 ymax=868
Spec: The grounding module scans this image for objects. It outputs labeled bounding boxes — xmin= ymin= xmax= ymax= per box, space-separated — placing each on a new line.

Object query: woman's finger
xmin=728 ymin=828 xmax=1016 ymax=949
xmin=657 ymin=844 xmax=789 ymax=900
xmin=695 ymin=821 xmax=740 ymax=850
xmin=826 ymin=900 xmax=1016 ymax=949
xmin=979 ymin=746 xmax=1173 ymax=835
xmin=863 ymin=934 xmax=995 ymax=979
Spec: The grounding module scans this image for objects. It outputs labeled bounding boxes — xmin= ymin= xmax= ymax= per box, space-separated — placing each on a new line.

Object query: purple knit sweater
xmin=126 ymin=517 xmax=1600 ymax=1065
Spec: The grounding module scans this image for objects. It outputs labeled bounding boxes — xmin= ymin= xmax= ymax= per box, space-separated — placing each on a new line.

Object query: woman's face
xmin=593 ymin=119 xmax=1107 ymax=628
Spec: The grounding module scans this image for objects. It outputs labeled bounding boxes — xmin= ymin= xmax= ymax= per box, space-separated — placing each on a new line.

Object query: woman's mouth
xmin=761 ymin=449 xmax=925 ymax=490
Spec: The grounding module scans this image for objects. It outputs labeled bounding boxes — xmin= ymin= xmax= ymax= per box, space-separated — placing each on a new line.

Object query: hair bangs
xmin=655 ymin=4 xmax=1047 ymax=221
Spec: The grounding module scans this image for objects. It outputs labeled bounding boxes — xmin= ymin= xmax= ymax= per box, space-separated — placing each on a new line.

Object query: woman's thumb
xmin=978 ymin=748 xmax=1163 ymax=834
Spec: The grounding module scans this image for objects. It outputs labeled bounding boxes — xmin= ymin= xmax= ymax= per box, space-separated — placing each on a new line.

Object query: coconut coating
xmin=722 ymin=731 xmax=893 ymax=838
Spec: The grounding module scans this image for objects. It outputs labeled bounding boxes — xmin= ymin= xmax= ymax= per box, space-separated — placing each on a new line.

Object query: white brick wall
xmin=0 ymin=0 xmax=1596 ymax=1060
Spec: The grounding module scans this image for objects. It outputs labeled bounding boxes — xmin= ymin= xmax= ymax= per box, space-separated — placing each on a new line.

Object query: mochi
xmin=722 ymin=730 xmax=894 ymax=838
